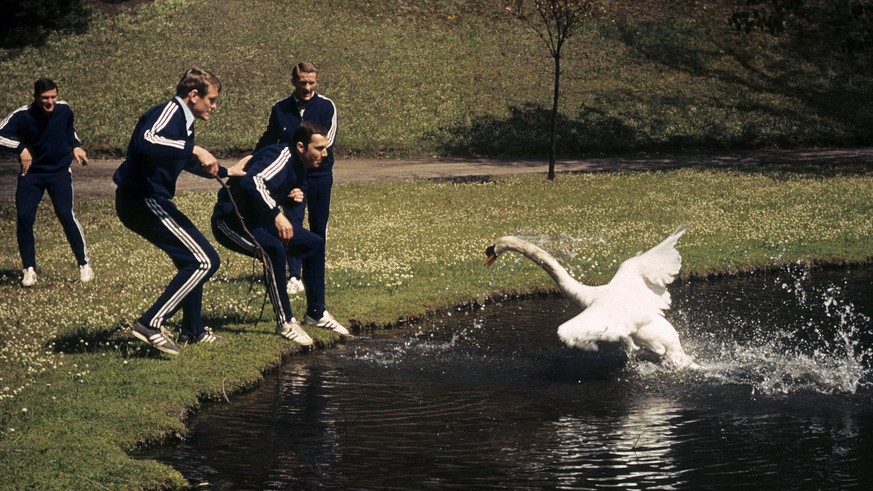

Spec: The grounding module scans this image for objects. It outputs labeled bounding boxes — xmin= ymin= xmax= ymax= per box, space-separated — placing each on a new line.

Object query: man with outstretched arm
xmin=212 ymin=121 xmax=349 ymax=347
xmin=114 ymin=66 xmax=245 ymax=355
xmin=0 ymin=78 xmax=93 ymax=287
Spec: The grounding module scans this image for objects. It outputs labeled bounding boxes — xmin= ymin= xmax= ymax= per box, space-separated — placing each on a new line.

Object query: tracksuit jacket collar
xmin=174 ymin=96 xmax=195 ymax=135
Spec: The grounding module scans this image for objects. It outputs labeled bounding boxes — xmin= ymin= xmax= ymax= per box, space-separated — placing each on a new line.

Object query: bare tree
xmin=505 ymin=0 xmax=598 ymax=180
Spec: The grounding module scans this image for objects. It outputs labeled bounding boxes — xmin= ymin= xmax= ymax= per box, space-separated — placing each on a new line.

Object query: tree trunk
xmin=548 ymin=48 xmax=561 ymax=180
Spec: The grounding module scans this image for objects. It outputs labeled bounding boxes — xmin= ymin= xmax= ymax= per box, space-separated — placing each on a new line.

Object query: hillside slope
xmin=1 ymin=0 xmax=870 ymax=157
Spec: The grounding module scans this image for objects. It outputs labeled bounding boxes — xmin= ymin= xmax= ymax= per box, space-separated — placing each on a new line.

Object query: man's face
xmin=296 ymin=133 xmax=329 ymax=168
xmin=292 ymin=71 xmax=318 ymax=102
xmin=189 ymin=84 xmax=220 ymax=121
xmin=36 ymin=89 xmax=58 ymax=115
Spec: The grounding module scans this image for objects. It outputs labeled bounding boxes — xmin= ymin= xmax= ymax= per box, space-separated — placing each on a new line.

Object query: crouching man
xmin=115 ymin=66 xmax=245 ymax=355
xmin=211 ymin=121 xmax=349 ymax=346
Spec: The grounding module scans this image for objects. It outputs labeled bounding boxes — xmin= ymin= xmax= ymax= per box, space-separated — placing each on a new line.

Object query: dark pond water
xmin=154 ymin=266 xmax=873 ymax=489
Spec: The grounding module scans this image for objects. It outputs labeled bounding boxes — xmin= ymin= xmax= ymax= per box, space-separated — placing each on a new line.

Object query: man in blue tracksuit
xmin=254 ymin=62 xmax=337 ymax=297
xmin=0 ymin=78 xmax=92 ymax=287
xmin=212 ymin=121 xmax=349 ymax=346
xmin=114 ymin=67 xmax=244 ymax=355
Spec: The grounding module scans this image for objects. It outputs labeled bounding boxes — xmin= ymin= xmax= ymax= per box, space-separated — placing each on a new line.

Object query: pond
xmin=153 ymin=266 xmax=873 ymax=489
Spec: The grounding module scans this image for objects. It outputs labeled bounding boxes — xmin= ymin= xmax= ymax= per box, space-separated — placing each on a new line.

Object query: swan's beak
xmin=484 ymin=245 xmax=497 ymax=266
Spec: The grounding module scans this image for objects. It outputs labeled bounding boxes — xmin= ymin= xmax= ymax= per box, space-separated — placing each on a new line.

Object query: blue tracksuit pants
xmin=116 ymin=192 xmax=219 ymax=338
xmin=285 ymin=173 xmax=332 ymax=278
xmin=211 ymin=213 xmax=326 ymax=328
xmin=16 ymin=169 xmax=89 ymax=270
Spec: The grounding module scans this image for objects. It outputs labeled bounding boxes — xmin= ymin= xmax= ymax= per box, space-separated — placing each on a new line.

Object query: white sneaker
xmin=304 ymin=310 xmax=350 ymax=337
xmin=276 ymin=317 xmax=314 ymax=346
xmin=21 ymin=267 xmax=37 ymax=287
xmin=79 ymin=264 xmax=94 ymax=283
xmin=286 ymin=276 xmax=305 ymax=296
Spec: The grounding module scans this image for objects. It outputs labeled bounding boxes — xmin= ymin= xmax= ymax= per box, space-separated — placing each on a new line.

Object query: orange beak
xmin=484 ymin=244 xmax=497 ymax=266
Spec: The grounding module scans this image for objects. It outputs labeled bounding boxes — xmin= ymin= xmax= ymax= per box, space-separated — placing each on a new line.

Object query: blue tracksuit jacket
xmin=215 ymin=144 xmax=305 ymax=224
xmin=113 ymin=97 xmax=227 ymax=198
xmin=0 ymin=102 xmax=81 ymax=172
xmin=254 ymin=92 xmax=337 ymax=178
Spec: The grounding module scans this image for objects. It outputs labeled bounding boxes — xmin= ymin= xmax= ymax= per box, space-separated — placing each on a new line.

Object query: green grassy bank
xmin=1 ymin=0 xmax=872 ymax=157
xmin=0 ymin=165 xmax=871 ymax=489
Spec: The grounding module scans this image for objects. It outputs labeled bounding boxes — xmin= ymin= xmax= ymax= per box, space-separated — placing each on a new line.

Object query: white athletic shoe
xmin=79 ymin=264 xmax=94 ymax=283
xmin=21 ymin=267 xmax=37 ymax=287
xmin=277 ymin=317 xmax=314 ymax=346
xmin=304 ymin=310 xmax=350 ymax=337
xmin=286 ymin=276 xmax=305 ymax=296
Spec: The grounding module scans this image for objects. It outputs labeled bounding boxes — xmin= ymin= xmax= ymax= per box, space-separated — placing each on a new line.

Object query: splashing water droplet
xmin=684 ymin=266 xmax=871 ymax=396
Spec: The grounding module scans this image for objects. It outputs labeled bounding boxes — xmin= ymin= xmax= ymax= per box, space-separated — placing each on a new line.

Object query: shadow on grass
xmin=49 ymin=310 xmax=269 ymax=356
xmin=424 ymin=103 xmax=873 ymax=178
xmin=0 ymin=269 xmax=24 ymax=287
xmin=51 ymin=325 xmax=164 ymax=358
xmin=422 ymin=102 xmax=763 ymax=158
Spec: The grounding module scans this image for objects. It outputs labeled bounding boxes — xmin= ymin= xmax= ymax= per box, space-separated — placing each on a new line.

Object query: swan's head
xmin=485 ymin=235 xmax=524 ymax=266
xmin=484 ymin=243 xmax=499 ymax=266
xmin=484 ymin=237 xmax=516 ymax=266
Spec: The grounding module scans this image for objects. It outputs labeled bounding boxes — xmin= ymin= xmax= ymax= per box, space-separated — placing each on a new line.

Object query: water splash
xmin=356 ymin=265 xmax=870 ymax=396
xmin=687 ymin=265 xmax=871 ymax=396
xmin=349 ymin=316 xmax=488 ymax=368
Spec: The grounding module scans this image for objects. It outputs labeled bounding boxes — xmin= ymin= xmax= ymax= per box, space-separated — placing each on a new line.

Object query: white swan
xmin=485 ymin=226 xmax=699 ymax=370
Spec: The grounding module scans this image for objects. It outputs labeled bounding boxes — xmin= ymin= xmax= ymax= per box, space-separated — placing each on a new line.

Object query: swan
xmin=484 ymin=226 xmax=699 ymax=370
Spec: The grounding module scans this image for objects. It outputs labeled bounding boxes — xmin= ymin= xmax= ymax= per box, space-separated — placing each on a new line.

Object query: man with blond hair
xmin=114 ymin=66 xmax=245 ymax=355
xmin=255 ymin=62 xmax=337 ymax=309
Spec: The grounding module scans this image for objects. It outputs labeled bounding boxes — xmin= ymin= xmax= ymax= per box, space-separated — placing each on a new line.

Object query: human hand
xmin=193 ymin=145 xmax=219 ymax=177
xmin=236 ymin=154 xmax=252 ymax=168
xmin=275 ymin=213 xmax=294 ymax=241
xmin=227 ymin=155 xmax=250 ymax=177
xmin=19 ymin=148 xmax=32 ymax=174
xmin=73 ymin=147 xmax=89 ymax=166
xmin=288 ymin=188 xmax=304 ymax=203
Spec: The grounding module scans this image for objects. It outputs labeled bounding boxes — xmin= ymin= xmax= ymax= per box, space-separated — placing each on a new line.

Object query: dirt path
xmin=1 ymin=147 xmax=872 ymax=201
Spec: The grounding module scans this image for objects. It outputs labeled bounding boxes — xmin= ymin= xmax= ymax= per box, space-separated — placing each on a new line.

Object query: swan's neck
xmin=500 ymin=238 xmax=594 ymax=307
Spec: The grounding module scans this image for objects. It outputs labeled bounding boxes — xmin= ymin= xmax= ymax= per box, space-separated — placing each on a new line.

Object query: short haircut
xmin=175 ymin=66 xmax=222 ymax=98
xmin=33 ymin=78 xmax=58 ymax=97
xmin=291 ymin=62 xmax=318 ymax=82
xmin=294 ymin=121 xmax=329 ymax=148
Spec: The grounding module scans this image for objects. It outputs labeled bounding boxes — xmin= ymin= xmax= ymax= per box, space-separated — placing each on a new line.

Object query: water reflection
xmin=550 ymin=397 xmax=683 ymax=488
xmin=153 ymin=267 xmax=873 ymax=489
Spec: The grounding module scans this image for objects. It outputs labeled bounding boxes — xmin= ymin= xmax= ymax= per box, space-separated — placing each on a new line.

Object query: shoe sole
xmin=304 ymin=318 xmax=350 ymax=337
xmin=285 ymin=335 xmax=314 ymax=346
xmin=317 ymin=326 xmax=350 ymax=336
xmin=131 ymin=329 xmax=181 ymax=355
xmin=278 ymin=330 xmax=314 ymax=346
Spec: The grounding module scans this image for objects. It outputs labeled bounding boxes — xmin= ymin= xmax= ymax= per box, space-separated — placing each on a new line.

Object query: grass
xmin=0 ymin=1 xmax=872 ymax=157
xmin=0 ymin=165 xmax=872 ymax=489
